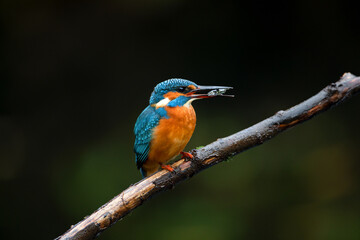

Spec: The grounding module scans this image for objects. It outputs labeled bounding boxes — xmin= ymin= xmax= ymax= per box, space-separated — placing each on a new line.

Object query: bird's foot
xmin=161 ymin=164 xmax=175 ymax=173
xmin=180 ymin=151 xmax=194 ymax=161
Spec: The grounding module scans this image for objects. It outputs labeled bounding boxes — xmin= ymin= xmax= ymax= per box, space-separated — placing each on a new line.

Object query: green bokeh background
xmin=1 ymin=1 xmax=360 ymax=240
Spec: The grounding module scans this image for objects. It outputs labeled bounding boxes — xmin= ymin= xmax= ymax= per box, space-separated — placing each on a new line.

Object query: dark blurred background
xmin=1 ymin=0 xmax=360 ymax=239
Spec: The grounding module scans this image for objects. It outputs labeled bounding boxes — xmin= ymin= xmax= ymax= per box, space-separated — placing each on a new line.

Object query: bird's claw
xmin=180 ymin=151 xmax=194 ymax=161
xmin=161 ymin=164 xmax=176 ymax=173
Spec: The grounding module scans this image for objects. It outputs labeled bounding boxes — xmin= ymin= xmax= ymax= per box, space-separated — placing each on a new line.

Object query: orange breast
xmin=142 ymin=105 xmax=196 ymax=175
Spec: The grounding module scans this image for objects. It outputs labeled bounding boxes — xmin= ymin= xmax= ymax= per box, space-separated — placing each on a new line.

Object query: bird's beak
xmin=186 ymin=85 xmax=234 ymax=98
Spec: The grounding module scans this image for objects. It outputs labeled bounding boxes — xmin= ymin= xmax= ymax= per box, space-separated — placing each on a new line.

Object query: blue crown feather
xmin=149 ymin=78 xmax=198 ymax=105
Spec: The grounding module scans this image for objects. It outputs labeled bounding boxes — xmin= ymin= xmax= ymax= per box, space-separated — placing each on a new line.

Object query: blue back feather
xmin=134 ymin=105 xmax=169 ymax=171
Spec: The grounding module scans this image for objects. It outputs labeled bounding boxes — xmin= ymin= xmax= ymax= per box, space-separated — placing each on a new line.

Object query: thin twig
xmin=56 ymin=72 xmax=360 ymax=240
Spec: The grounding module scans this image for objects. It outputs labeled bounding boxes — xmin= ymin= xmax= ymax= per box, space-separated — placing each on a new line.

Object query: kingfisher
xmin=134 ymin=78 xmax=232 ymax=177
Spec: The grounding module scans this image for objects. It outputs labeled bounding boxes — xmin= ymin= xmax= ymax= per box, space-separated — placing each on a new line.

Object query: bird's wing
xmin=134 ymin=105 xmax=161 ymax=169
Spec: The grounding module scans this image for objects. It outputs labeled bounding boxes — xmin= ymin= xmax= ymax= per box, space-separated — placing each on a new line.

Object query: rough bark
xmin=56 ymin=72 xmax=360 ymax=240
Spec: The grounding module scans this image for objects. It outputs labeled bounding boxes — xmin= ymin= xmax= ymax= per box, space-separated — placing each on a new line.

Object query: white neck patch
xmin=155 ymin=98 xmax=170 ymax=108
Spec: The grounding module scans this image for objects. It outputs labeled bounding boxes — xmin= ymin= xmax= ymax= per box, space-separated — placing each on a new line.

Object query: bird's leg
xmin=180 ymin=151 xmax=194 ymax=161
xmin=161 ymin=164 xmax=175 ymax=173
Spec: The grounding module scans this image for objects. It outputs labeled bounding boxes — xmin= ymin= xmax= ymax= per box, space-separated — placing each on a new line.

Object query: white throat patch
xmin=184 ymin=98 xmax=197 ymax=108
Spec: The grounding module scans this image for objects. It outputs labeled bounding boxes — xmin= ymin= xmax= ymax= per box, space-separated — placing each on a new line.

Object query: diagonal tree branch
xmin=56 ymin=72 xmax=360 ymax=240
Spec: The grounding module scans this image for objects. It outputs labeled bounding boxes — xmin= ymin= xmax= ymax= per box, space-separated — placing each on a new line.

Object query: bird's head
xmin=149 ymin=78 xmax=233 ymax=108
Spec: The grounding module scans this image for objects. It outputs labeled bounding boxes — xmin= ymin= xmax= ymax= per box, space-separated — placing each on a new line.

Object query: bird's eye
xmin=177 ymin=87 xmax=187 ymax=93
